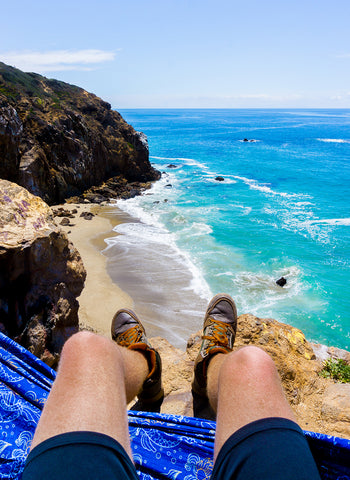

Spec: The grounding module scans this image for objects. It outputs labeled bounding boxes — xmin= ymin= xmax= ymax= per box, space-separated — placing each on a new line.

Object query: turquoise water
xmin=116 ymin=109 xmax=350 ymax=350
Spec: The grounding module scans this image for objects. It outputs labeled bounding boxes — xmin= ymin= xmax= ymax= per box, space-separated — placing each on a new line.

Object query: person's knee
xmin=219 ymin=346 xmax=277 ymax=384
xmin=62 ymin=330 xmax=103 ymax=354
xmin=60 ymin=331 xmax=123 ymax=369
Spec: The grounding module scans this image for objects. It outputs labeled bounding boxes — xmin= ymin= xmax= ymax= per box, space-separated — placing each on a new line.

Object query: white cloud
xmin=0 ymin=49 xmax=117 ymax=72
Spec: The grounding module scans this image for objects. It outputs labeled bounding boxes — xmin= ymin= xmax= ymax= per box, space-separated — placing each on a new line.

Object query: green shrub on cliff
xmin=320 ymin=358 xmax=350 ymax=383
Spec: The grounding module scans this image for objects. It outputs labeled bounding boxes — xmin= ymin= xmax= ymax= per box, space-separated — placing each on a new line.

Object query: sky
xmin=1 ymin=0 xmax=349 ymax=109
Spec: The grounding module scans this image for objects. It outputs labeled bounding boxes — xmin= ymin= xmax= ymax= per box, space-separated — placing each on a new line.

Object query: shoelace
xmin=117 ymin=325 xmax=144 ymax=347
xmin=202 ymin=319 xmax=232 ymax=349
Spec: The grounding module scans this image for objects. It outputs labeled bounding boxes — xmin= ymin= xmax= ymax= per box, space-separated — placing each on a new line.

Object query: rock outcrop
xmin=150 ymin=314 xmax=350 ymax=438
xmin=0 ymin=180 xmax=86 ymax=367
xmin=0 ymin=62 xmax=160 ymax=204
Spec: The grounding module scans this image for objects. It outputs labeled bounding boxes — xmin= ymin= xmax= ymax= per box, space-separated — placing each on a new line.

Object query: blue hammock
xmin=0 ymin=332 xmax=349 ymax=480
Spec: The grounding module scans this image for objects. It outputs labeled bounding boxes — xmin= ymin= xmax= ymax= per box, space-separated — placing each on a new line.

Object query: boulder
xmin=215 ymin=176 xmax=225 ymax=182
xmin=0 ymin=179 xmax=86 ymax=367
xmin=79 ymin=211 xmax=94 ymax=220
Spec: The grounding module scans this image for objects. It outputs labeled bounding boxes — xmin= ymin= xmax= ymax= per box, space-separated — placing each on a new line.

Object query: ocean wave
xmin=112 ymin=222 xmax=172 ymax=246
xmin=238 ymin=205 xmax=252 ymax=215
xmin=179 ymin=222 xmax=213 ymax=237
xmin=262 ymin=202 xmax=338 ymax=245
xmin=113 ymin=199 xmax=212 ymax=301
xmin=150 ymin=155 xmax=196 ymax=161
xmin=232 ymin=175 xmax=305 ymax=199
xmin=317 ymin=138 xmax=350 ymax=144
xmin=151 ymin=156 xmax=209 ymax=170
xmin=307 ymin=218 xmax=350 ymax=226
xmin=295 ymin=201 xmax=314 ymax=206
xmin=115 ymin=174 xmax=178 ymax=228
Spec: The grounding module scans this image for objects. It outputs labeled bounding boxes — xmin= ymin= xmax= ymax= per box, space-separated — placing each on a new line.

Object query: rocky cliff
xmin=0 ymin=62 xmax=160 ymax=205
xmin=0 ymin=180 xmax=86 ymax=367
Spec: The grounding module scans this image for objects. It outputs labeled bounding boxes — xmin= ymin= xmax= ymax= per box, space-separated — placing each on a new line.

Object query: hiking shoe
xmin=111 ymin=309 xmax=164 ymax=407
xmin=192 ymin=294 xmax=237 ymax=399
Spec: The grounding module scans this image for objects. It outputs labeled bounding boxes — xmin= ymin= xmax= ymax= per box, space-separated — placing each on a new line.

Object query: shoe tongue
xmin=209 ymin=301 xmax=234 ymax=323
xmin=115 ymin=312 xmax=138 ymax=334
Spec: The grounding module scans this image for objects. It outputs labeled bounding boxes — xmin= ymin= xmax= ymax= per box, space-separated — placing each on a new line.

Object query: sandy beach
xmin=55 ymin=203 xmax=133 ymax=338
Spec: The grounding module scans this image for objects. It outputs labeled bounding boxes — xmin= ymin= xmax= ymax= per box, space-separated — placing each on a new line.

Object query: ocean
xmin=104 ymin=109 xmax=350 ymax=351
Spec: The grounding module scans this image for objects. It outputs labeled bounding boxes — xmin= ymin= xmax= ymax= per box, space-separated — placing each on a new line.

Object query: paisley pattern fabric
xmin=0 ymin=332 xmax=348 ymax=480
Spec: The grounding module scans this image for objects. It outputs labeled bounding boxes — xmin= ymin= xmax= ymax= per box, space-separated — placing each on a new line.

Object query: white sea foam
xmin=317 ymin=138 xmax=350 ymax=144
xmin=307 ymin=218 xmax=350 ymax=226
xmin=295 ymin=201 xmax=314 ymax=206
xmin=150 ymin=155 xmax=209 ymax=170
xmin=114 ymin=194 xmax=212 ymax=302
xmin=262 ymin=200 xmax=338 ymax=245
xmin=233 ymin=175 xmax=305 ymax=199
xmin=180 ymin=222 xmax=213 ymax=237
xmin=231 ymin=266 xmax=307 ymax=316
xmin=150 ymin=156 xmax=196 ymax=162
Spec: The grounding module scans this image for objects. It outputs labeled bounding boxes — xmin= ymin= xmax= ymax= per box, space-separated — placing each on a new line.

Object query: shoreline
xmin=54 ymin=201 xmax=350 ymax=362
xmin=55 ymin=203 xmax=133 ymax=338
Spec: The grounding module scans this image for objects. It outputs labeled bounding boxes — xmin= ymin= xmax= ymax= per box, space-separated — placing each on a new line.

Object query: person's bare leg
xmin=207 ymin=346 xmax=296 ymax=459
xmin=30 ymin=331 xmax=148 ymax=458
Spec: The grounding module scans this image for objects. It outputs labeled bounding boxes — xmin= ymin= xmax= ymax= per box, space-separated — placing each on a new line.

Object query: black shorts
xmin=22 ymin=418 xmax=321 ymax=480
xmin=211 ymin=417 xmax=321 ymax=480
xmin=22 ymin=431 xmax=139 ymax=480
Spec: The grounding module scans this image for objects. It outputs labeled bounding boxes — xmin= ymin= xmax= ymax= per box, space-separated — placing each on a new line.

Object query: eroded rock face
xmin=151 ymin=313 xmax=350 ymax=438
xmin=0 ymin=62 xmax=160 ymax=204
xmin=0 ymin=105 xmax=23 ymax=180
xmin=0 ymin=180 xmax=86 ymax=367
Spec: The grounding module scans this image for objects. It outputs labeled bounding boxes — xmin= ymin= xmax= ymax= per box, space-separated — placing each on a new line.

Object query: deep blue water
xmin=116 ymin=109 xmax=350 ymax=350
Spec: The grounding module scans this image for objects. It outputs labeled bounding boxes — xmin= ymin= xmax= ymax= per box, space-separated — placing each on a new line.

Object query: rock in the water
xmin=276 ymin=277 xmax=287 ymax=287
xmin=0 ymin=180 xmax=86 ymax=367
xmin=215 ymin=176 xmax=225 ymax=182
xmin=167 ymin=164 xmax=178 ymax=169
